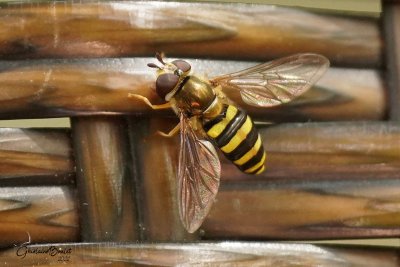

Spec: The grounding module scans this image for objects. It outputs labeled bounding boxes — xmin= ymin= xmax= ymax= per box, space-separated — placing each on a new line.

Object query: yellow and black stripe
xmin=203 ymin=104 xmax=266 ymax=174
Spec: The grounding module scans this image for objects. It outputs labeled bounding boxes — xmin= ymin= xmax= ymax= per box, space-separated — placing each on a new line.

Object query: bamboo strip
xmin=0 ymin=242 xmax=398 ymax=266
xmin=383 ymin=4 xmax=400 ymax=120
xmin=0 ymin=186 xmax=79 ymax=246
xmin=0 ymin=59 xmax=385 ymax=121
xmin=128 ymin=117 xmax=196 ymax=241
xmin=204 ymin=179 xmax=400 ymax=239
xmin=0 ymin=128 xmax=74 ymax=185
xmin=0 ymin=2 xmax=381 ymax=67
xmin=71 ymin=116 xmax=138 ymax=241
xmin=223 ymin=122 xmax=400 ymax=181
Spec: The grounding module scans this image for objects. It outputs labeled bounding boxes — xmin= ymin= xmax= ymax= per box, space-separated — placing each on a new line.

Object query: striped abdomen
xmin=203 ymin=104 xmax=266 ymax=174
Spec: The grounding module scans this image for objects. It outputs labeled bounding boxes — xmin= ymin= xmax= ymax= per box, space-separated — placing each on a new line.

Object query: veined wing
xmin=178 ymin=112 xmax=221 ymax=233
xmin=212 ymin=53 xmax=329 ymax=107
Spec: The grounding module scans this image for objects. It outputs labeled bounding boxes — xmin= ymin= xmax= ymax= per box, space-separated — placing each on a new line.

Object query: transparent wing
xmin=212 ymin=53 xmax=330 ymax=107
xmin=177 ymin=112 xmax=221 ymax=233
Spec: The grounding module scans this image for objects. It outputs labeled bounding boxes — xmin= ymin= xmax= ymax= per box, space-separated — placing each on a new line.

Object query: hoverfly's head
xmin=148 ymin=52 xmax=191 ymax=101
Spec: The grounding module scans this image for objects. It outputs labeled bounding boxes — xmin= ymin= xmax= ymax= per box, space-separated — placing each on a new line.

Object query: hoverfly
xmin=130 ymin=53 xmax=329 ymax=233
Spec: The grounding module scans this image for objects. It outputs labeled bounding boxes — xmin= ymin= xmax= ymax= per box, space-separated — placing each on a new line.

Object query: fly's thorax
xmin=202 ymin=95 xmax=224 ymax=120
xmin=173 ymin=75 xmax=217 ymax=116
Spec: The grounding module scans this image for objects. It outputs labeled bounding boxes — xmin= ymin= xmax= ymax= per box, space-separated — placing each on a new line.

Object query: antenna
xmin=147 ymin=63 xmax=162 ymax=69
xmin=155 ymin=52 xmax=166 ymax=65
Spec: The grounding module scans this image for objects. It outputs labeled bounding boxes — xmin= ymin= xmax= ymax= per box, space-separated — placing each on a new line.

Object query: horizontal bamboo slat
xmin=223 ymin=122 xmax=400 ymax=181
xmin=0 ymin=2 xmax=381 ymax=67
xmin=205 ymin=178 xmax=400 ymax=239
xmin=0 ymin=59 xmax=385 ymax=121
xmin=0 ymin=186 xmax=79 ymax=246
xmin=0 ymin=242 xmax=398 ymax=266
xmin=0 ymin=128 xmax=74 ymax=185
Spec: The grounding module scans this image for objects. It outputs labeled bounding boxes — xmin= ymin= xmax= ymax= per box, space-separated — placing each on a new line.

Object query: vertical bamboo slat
xmin=128 ymin=117 xmax=196 ymax=241
xmin=383 ymin=4 xmax=400 ymax=120
xmin=71 ymin=116 xmax=138 ymax=241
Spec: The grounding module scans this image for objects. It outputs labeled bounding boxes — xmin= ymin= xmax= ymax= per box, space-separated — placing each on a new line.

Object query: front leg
xmin=157 ymin=122 xmax=181 ymax=137
xmin=129 ymin=93 xmax=179 ymax=137
xmin=128 ymin=93 xmax=172 ymax=110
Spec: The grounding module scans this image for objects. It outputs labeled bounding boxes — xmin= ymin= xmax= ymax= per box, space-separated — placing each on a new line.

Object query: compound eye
xmin=156 ymin=73 xmax=179 ymax=100
xmin=172 ymin=60 xmax=191 ymax=73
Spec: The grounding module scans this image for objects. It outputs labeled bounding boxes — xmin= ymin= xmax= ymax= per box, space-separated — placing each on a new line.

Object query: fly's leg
xmin=157 ymin=122 xmax=180 ymax=137
xmin=129 ymin=94 xmax=177 ymax=137
xmin=128 ymin=93 xmax=172 ymax=110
